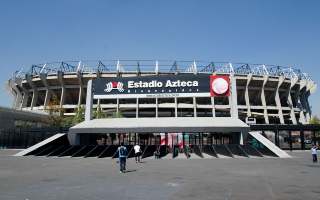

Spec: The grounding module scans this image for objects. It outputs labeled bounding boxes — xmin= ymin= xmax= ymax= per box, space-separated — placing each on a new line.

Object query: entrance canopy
xmin=69 ymin=117 xmax=249 ymax=134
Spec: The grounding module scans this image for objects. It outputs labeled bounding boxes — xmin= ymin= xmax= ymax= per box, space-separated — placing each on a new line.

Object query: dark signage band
xmin=93 ymin=74 xmax=210 ymax=98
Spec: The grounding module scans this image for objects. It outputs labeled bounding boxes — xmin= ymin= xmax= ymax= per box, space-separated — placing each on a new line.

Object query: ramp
xmin=14 ymin=133 xmax=67 ymax=156
xmin=249 ymin=131 xmax=291 ymax=158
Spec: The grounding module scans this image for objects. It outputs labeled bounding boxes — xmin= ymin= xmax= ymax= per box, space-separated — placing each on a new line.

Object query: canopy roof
xmin=69 ymin=117 xmax=249 ymax=134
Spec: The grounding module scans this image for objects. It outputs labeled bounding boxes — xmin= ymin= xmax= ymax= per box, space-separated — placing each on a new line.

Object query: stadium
xmin=6 ymin=60 xmax=320 ymax=158
xmin=7 ymin=60 xmax=316 ymax=123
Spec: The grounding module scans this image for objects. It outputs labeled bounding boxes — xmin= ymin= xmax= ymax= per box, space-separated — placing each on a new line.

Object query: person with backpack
xmin=116 ymin=143 xmax=128 ymax=173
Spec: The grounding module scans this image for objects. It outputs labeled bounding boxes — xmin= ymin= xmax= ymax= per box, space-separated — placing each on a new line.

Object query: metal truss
xmin=12 ymin=59 xmax=313 ymax=81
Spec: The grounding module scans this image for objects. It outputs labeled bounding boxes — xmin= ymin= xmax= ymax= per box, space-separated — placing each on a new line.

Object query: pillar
xmin=174 ymin=97 xmax=178 ymax=117
xmin=288 ymin=78 xmax=298 ymax=124
xmin=261 ymin=75 xmax=269 ymax=124
xmin=275 ymin=76 xmax=285 ymax=124
xmin=244 ymin=74 xmax=252 ymax=117
xmin=193 ymin=97 xmax=197 ymax=117
xmin=211 ymin=97 xmax=215 ymax=117
xmin=230 ymin=74 xmax=239 ymax=118
xmin=85 ymin=79 xmax=93 ymax=121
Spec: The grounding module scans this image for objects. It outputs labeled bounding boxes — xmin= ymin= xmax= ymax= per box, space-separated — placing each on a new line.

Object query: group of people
xmin=116 ymin=143 xmax=319 ymax=173
xmin=116 ymin=143 xmax=143 ymax=173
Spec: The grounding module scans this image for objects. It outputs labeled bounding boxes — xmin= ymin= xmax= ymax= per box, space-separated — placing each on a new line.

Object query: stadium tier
xmin=7 ymin=60 xmax=316 ymax=125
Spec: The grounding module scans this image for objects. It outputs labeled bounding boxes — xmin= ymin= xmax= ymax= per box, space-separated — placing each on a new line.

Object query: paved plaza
xmin=0 ymin=150 xmax=319 ymax=200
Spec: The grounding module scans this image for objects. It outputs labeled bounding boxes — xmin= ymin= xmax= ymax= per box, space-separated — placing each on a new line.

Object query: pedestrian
xmin=154 ymin=146 xmax=160 ymax=159
xmin=134 ymin=143 xmax=142 ymax=163
xmin=311 ymin=144 xmax=318 ymax=163
xmin=116 ymin=143 xmax=128 ymax=173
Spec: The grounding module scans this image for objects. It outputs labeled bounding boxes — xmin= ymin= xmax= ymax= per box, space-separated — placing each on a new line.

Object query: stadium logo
xmin=210 ymin=75 xmax=230 ymax=96
xmin=104 ymin=81 xmax=125 ymax=92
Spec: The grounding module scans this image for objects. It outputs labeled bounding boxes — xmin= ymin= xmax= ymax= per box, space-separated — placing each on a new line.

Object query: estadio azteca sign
xmin=93 ymin=74 xmax=230 ymax=99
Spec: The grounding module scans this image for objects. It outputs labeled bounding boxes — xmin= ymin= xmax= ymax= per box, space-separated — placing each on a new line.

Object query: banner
xmin=93 ymin=74 xmax=211 ymax=99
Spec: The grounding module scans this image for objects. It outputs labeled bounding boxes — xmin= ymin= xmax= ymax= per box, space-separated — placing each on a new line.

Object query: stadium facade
xmin=6 ymin=60 xmax=320 ymax=159
xmin=7 ymin=60 xmax=316 ymax=125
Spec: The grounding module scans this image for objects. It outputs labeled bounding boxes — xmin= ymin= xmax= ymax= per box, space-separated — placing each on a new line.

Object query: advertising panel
xmin=93 ymin=74 xmax=211 ymax=99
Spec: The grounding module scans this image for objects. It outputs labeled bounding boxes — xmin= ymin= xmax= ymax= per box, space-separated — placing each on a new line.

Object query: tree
xmin=46 ymin=94 xmax=64 ymax=127
xmin=310 ymin=116 xmax=320 ymax=125
xmin=72 ymin=105 xmax=85 ymax=124
xmin=111 ymin=111 xmax=123 ymax=118
xmin=93 ymin=104 xmax=105 ymax=119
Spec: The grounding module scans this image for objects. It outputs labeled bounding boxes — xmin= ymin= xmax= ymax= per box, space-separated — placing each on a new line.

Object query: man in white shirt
xmin=134 ymin=144 xmax=141 ymax=163
xmin=311 ymin=145 xmax=318 ymax=163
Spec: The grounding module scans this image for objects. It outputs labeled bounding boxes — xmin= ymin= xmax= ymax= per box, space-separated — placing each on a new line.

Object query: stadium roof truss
xmin=12 ymin=59 xmax=313 ymax=82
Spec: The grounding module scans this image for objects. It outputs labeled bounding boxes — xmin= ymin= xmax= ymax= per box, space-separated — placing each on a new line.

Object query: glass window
xmin=304 ymin=131 xmax=313 ymax=149
xmin=279 ymin=131 xmax=290 ymax=149
xmin=291 ymin=131 xmax=302 ymax=150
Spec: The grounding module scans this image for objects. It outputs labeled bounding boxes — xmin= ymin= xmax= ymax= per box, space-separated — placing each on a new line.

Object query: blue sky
xmin=0 ymin=0 xmax=319 ymax=116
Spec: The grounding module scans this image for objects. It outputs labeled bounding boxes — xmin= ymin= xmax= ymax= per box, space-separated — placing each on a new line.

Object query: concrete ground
xmin=0 ymin=150 xmax=319 ymax=200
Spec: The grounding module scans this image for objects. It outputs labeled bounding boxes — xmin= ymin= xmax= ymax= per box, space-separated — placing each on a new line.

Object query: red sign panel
xmin=210 ymin=75 xmax=230 ymax=97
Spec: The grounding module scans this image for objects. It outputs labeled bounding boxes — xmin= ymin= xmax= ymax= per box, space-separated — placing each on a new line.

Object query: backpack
xmin=119 ymin=146 xmax=127 ymax=157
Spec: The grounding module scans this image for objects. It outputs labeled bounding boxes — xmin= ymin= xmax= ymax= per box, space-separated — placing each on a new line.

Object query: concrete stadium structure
xmin=7 ymin=60 xmax=316 ymax=125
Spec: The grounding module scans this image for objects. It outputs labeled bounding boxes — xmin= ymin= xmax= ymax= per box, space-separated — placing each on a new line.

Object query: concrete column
xmin=21 ymin=92 xmax=29 ymax=109
xmin=43 ymin=89 xmax=51 ymax=109
xmin=116 ymin=98 xmax=119 ymax=116
xmin=13 ymin=89 xmax=22 ymax=109
xmin=85 ymin=79 xmax=93 ymax=121
xmin=14 ymin=92 xmax=22 ymax=109
xmin=174 ymin=97 xmax=178 ymax=117
xmin=136 ymin=98 xmax=139 ymax=118
xmin=30 ymin=89 xmax=38 ymax=109
xmin=230 ymin=75 xmax=238 ymax=118
xmin=261 ymin=75 xmax=269 ymax=124
xmin=275 ymin=76 xmax=285 ymax=124
xmin=193 ymin=97 xmax=197 ymax=117
xmin=8 ymin=80 xmax=23 ymax=109
xmin=60 ymin=87 xmax=65 ymax=112
xmin=40 ymin=73 xmax=51 ymax=110
xmin=298 ymin=80 xmax=307 ymax=124
xmin=211 ymin=97 xmax=215 ymax=117
xmin=305 ymin=92 xmax=311 ymax=122
xmin=77 ymin=72 xmax=84 ymax=106
xmin=78 ymin=87 xmax=82 ymax=106
xmin=305 ymin=80 xmax=315 ymax=121
xmin=58 ymin=72 xmax=65 ymax=111
xmin=244 ymin=74 xmax=252 ymax=117
xmin=292 ymin=87 xmax=303 ymax=123
xmin=26 ymin=75 xmax=37 ymax=110
xmin=300 ymin=80 xmax=312 ymax=122
xmin=300 ymin=88 xmax=311 ymax=122
xmin=288 ymin=78 xmax=298 ymax=124
xmin=155 ymin=97 xmax=158 ymax=118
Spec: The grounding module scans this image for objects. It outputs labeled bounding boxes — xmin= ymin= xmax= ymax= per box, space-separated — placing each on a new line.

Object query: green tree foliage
xmin=46 ymin=94 xmax=64 ymax=127
xmin=72 ymin=105 xmax=85 ymax=124
xmin=93 ymin=104 xmax=105 ymax=119
xmin=111 ymin=111 xmax=123 ymax=118
xmin=310 ymin=116 xmax=320 ymax=125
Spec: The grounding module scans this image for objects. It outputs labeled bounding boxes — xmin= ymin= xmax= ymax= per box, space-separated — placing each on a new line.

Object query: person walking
xmin=117 ymin=143 xmax=128 ymax=173
xmin=134 ymin=144 xmax=142 ymax=163
xmin=311 ymin=145 xmax=318 ymax=163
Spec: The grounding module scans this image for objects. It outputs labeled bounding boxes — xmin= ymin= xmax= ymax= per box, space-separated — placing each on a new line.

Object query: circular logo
xmin=212 ymin=78 xmax=229 ymax=95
